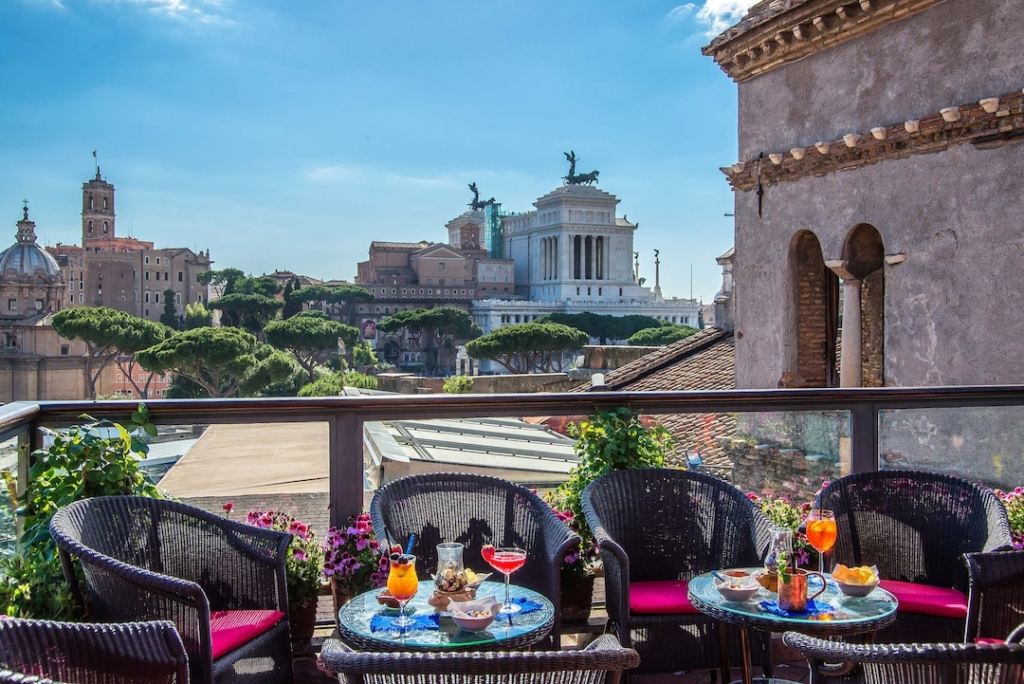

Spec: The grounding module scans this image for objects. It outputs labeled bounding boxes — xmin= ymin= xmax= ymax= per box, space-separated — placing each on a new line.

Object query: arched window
xmin=839 ymin=224 xmax=885 ymax=387
xmin=791 ymin=230 xmax=839 ymax=387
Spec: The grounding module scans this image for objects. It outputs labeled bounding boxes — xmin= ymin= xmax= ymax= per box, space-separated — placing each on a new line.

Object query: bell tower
xmin=82 ymin=156 xmax=115 ymax=243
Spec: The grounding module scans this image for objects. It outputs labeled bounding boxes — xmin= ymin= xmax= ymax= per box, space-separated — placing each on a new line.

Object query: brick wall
xmin=861 ymin=269 xmax=885 ymax=387
xmin=794 ymin=233 xmax=834 ymax=387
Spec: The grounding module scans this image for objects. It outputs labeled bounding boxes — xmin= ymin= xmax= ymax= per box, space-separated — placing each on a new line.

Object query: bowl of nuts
xmin=448 ymin=596 xmax=499 ymax=633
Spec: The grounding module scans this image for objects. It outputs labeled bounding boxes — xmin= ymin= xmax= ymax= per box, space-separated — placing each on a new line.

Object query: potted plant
xmin=241 ymin=509 xmax=324 ymax=651
xmin=548 ymin=504 xmax=598 ymax=621
xmin=323 ymin=513 xmax=387 ymax=616
xmin=548 ymin=408 xmax=672 ymax=619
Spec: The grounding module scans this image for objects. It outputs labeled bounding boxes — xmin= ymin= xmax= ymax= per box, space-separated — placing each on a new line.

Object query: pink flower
xmin=369 ymin=539 xmax=380 ymax=550
xmin=222 ymin=501 xmax=235 ymax=514
xmin=355 ymin=519 xmax=370 ymax=533
xmin=293 ymin=549 xmax=307 ymax=562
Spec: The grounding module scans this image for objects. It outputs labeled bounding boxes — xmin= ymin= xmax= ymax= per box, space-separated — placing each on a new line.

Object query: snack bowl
xmin=833 ymin=565 xmax=880 ymax=598
xmin=448 ymin=596 xmax=499 ymax=633
xmin=714 ymin=579 xmax=760 ymax=603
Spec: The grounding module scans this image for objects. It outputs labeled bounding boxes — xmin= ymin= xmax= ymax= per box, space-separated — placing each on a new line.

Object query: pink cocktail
xmin=482 ymin=545 xmax=527 ymax=614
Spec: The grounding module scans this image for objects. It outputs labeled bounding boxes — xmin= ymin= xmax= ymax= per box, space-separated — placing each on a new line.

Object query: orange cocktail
xmin=387 ymin=552 xmax=419 ymax=629
xmin=806 ymin=509 xmax=837 ymax=575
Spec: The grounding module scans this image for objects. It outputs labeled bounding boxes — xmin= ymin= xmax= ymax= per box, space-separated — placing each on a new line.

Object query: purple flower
xmin=355 ymin=537 xmax=369 ymax=551
xmin=294 ymin=549 xmax=307 ymax=562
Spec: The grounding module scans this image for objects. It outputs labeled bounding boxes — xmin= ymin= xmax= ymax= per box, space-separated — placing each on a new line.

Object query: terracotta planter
xmin=330 ymin=578 xmax=355 ymax=619
xmin=289 ymin=599 xmax=318 ymax=650
xmin=560 ymin=573 xmax=595 ymax=622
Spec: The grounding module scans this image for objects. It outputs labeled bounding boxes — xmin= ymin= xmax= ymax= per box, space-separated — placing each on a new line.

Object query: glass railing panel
xmin=878 ymin=406 xmax=1024 ymax=489
xmin=0 ymin=435 xmax=18 ymax=562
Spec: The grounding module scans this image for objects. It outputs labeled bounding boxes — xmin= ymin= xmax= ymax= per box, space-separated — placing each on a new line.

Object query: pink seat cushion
xmin=976 ymin=638 xmax=1005 ymax=645
xmin=210 ymin=610 xmax=285 ymax=660
xmin=879 ymin=580 xmax=968 ymax=619
xmin=629 ymin=580 xmax=700 ymax=615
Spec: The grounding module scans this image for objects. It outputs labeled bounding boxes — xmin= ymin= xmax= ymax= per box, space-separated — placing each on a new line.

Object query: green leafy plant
xmin=550 ymin=408 xmax=672 ymax=553
xmin=627 ymin=324 xmax=699 ymax=346
xmin=0 ymin=405 xmax=162 ymax=618
xmin=442 ymin=375 xmax=474 ymax=394
xmin=298 ymin=370 xmax=378 ymax=397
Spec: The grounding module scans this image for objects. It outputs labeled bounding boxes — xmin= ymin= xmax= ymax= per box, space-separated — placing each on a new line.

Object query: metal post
xmin=849 ymin=402 xmax=878 ymax=474
xmin=329 ymin=413 xmax=365 ymax=527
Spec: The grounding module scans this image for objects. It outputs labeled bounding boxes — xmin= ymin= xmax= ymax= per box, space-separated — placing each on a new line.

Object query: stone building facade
xmin=50 ymin=168 xmax=213 ymax=324
xmin=704 ymin=0 xmax=1024 ymax=389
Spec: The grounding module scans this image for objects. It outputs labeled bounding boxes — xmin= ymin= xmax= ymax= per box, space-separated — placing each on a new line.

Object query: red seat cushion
xmin=629 ymin=580 xmax=700 ymax=615
xmin=879 ymin=580 xmax=968 ymax=619
xmin=210 ymin=610 xmax=285 ymax=660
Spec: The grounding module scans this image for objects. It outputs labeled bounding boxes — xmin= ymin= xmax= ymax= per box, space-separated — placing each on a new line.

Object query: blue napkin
xmin=758 ymin=598 xmax=831 ymax=618
xmin=510 ymin=596 xmax=543 ymax=615
xmin=370 ymin=612 xmax=440 ymax=633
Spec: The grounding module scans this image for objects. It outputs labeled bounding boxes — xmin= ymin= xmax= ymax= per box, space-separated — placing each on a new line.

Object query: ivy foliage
xmin=552 ymin=408 xmax=673 ymax=551
xmin=0 ymin=405 xmax=161 ymax=618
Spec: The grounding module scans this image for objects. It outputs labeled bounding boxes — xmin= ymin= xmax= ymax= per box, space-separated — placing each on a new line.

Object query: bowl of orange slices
xmin=832 ymin=564 xmax=879 ymax=598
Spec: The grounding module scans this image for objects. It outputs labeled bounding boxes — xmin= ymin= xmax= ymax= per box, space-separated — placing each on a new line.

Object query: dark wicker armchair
xmin=0 ymin=618 xmax=188 ymax=684
xmin=369 ymin=473 xmax=579 ymax=640
xmin=581 ymin=468 xmax=774 ymax=677
xmin=49 ymin=495 xmax=294 ymax=684
xmin=319 ymin=633 xmax=639 ymax=684
xmin=966 ymin=550 xmax=1024 ymax=643
xmin=783 ymin=628 xmax=1024 ymax=684
xmin=816 ymin=470 xmax=1013 ymax=642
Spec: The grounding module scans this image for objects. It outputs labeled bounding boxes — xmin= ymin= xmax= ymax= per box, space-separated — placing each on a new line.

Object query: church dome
xmin=0 ymin=207 xmax=61 ymax=282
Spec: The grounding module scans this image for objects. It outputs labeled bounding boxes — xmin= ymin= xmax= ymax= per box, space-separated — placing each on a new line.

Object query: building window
xmin=79 ymin=293 xmax=84 ymax=303
xmin=145 ymin=256 xmax=150 ymax=265
xmin=6 ymin=299 xmax=15 ymax=311
xmin=103 ymin=221 xmax=108 ymax=233
xmin=175 ymin=293 xmax=180 ymax=303
xmin=145 ymin=271 xmax=150 ymax=281
xmin=154 ymin=292 xmax=159 ymax=303
xmin=103 ymin=197 xmax=108 ymax=210
xmin=88 ymin=220 xmax=93 ymax=234
xmin=79 ymin=282 xmax=83 ymax=290
xmin=156 ymin=257 xmax=161 ymax=265
xmin=576 ymin=287 xmax=580 ymax=295
xmin=178 ymin=271 xmax=183 ymax=282
xmin=60 ymin=345 xmax=69 ymax=356
xmin=438 ymin=262 xmax=445 ymax=270
xmin=145 ymin=309 xmax=149 ymax=317
xmin=144 ymin=292 xmax=150 ymax=303
xmin=619 ymin=288 xmax=623 ymax=296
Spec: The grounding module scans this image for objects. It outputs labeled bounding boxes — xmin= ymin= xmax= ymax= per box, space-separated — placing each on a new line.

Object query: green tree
xmin=281 ymin=278 xmax=303 ymax=319
xmin=537 ymin=313 xmax=664 ymax=344
xmin=628 ymin=324 xmax=699 ymax=346
xmin=183 ymin=301 xmax=213 ymax=329
xmin=160 ymin=288 xmax=181 ymax=330
xmin=198 ymin=268 xmax=245 ymax=293
xmin=378 ymin=307 xmax=480 ymax=374
xmin=264 ymin=311 xmax=359 ymax=382
xmin=352 ymin=341 xmax=379 ymax=368
xmin=287 ymin=283 xmax=373 ymax=324
xmin=465 ymin=322 xmax=586 ymax=373
xmin=136 ymin=326 xmax=293 ymax=397
xmin=52 ymin=307 xmax=172 ymax=399
xmin=207 ymin=272 xmax=283 ymax=334
xmin=298 ymin=370 xmax=378 ymax=397
xmin=442 ymin=375 xmax=474 ymax=394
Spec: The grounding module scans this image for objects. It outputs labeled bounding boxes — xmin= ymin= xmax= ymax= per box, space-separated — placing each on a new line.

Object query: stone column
xmin=826 ymin=260 xmax=862 ymax=388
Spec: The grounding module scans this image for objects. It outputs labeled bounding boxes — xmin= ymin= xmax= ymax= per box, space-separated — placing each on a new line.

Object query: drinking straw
xmin=405 ymin=533 xmax=416 ymax=554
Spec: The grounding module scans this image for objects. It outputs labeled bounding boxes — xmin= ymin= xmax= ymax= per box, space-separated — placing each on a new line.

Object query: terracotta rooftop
xmin=579 ymin=328 xmax=737 ymax=475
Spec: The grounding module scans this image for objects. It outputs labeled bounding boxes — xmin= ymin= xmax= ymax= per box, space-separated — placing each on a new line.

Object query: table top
xmin=688 ymin=568 xmax=898 ymax=636
xmin=338 ymin=581 xmax=554 ymax=651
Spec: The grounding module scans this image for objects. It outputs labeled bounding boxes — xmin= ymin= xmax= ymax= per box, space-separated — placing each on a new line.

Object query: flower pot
xmin=330 ymin=578 xmax=356 ymax=619
xmin=289 ymin=598 xmax=318 ymax=651
xmin=560 ymin=573 xmax=595 ymax=622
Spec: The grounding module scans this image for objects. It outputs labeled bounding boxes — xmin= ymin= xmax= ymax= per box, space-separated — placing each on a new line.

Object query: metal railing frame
xmin=2 ymin=384 xmax=1023 ymax=527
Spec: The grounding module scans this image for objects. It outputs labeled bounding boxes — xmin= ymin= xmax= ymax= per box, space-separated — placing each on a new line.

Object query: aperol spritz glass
xmin=482 ymin=545 xmax=527 ymax=614
xmin=386 ymin=553 xmax=419 ymax=630
xmin=806 ymin=509 xmax=837 ymax=575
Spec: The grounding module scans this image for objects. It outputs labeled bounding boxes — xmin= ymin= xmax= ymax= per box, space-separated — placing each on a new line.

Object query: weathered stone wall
xmin=860 ymin=269 xmax=884 ymax=387
xmin=738 ymin=0 xmax=1024 ymax=159
xmin=718 ymin=436 xmax=840 ymax=502
xmin=375 ymin=372 xmax=577 ymax=395
xmin=582 ymin=345 xmax=659 ymax=371
xmin=732 ymin=0 xmax=1024 ymax=388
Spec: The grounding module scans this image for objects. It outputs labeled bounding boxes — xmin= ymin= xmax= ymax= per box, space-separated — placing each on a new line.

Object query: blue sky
xmin=1 ymin=0 xmax=755 ymax=302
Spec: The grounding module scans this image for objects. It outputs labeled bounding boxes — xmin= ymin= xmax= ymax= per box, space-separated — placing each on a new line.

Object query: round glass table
xmin=688 ymin=569 xmax=898 ymax=684
xmin=338 ymin=581 xmax=554 ymax=651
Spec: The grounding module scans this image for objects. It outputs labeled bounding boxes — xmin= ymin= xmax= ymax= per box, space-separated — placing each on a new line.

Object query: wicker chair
xmin=49 ymin=496 xmax=294 ymax=684
xmin=319 ymin=633 xmax=639 ymax=684
xmin=816 ymin=470 xmax=1013 ymax=643
xmin=581 ymin=468 xmax=774 ymax=678
xmin=783 ymin=627 xmax=1024 ymax=684
xmin=966 ymin=550 xmax=1024 ymax=643
xmin=369 ymin=473 xmax=579 ymax=641
xmin=0 ymin=618 xmax=188 ymax=683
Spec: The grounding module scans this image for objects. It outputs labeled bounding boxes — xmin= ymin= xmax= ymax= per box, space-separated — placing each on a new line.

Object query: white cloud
xmin=666 ymin=3 xmax=696 ymax=20
xmin=95 ymin=0 xmax=236 ymax=26
xmin=695 ymin=0 xmax=759 ymax=35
